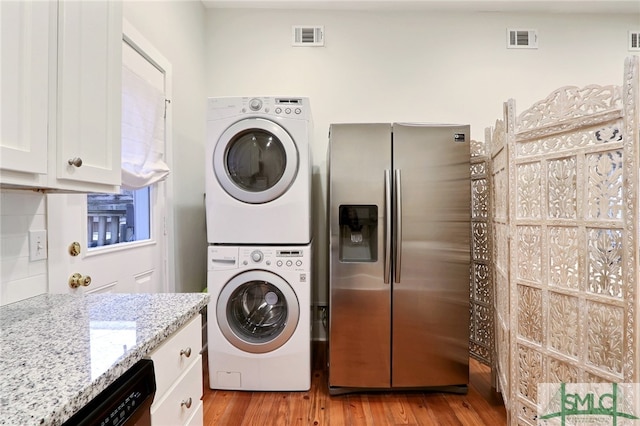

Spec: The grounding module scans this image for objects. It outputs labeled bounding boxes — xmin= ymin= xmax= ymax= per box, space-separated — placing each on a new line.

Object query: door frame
xmin=46 ymin=20 xmax=174 ymax=294
xmin=122 ymin=19 xmax=174 ymax=292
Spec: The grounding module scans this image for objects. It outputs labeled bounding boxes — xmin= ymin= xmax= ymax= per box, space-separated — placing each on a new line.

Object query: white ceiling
xmin=201 ymin=0 xmax=640 ymax=14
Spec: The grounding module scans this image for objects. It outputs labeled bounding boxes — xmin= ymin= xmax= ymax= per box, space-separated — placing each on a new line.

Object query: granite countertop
xmin=0 ymin=292 xmax=209 ymax=426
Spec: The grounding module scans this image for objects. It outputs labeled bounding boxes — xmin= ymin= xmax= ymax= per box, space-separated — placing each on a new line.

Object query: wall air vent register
xmin=292 ymin=26 xmax=324 ymax=46
xmin=507 ymin=28 xmax=538 ymax=49
xmin=630 ymin=31 xmax=640 ymax=51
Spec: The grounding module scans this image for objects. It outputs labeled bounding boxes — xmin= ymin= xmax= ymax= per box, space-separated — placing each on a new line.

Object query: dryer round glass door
xmin=213 ymin=118 xmax=299 ymax=204
xmin=216 ymin=270 xmax=300 ymax=354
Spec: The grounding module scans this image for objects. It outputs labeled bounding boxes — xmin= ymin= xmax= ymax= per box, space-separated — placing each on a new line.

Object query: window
xmin=87 ymin=37 xmax=168 ymax=250
xmin=87 ymin=188 xmax=150 ymax=248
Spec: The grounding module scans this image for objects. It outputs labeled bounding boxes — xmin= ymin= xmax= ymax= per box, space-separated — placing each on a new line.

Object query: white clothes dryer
xmin=206 ymin=96 xmax=312 ymax=244
xmin=207 ymin=244 xmax=311 ymax=391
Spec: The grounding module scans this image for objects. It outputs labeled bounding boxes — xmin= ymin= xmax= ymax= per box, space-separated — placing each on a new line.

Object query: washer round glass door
xmin=213 ymin=118 xmax=299 ymax=204
xmin=216 ymin=270 xmax=300 ymax=354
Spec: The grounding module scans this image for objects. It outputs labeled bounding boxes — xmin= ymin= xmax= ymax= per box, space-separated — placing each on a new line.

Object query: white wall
xmin=204 ymin=7 xmax=639 ymax=305
xmin=0 ymin=190 xmax=47 ymax=305
xmin=123 ymin=1 xmax=208 ymax=293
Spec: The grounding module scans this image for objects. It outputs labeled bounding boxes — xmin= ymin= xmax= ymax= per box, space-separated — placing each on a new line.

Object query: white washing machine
xmin=205 ymin=96 xmax=312 ymax=244
xmin=207 ymin=244 xmax=311 ymax=391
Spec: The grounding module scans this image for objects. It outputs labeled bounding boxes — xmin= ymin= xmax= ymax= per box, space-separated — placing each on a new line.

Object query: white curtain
xmin=120 ymin=63 xmax=169 ymax=189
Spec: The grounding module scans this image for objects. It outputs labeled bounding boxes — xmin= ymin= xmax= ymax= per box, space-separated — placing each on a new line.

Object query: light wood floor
xmin=202 ymin=342 xmax=507 ymax=425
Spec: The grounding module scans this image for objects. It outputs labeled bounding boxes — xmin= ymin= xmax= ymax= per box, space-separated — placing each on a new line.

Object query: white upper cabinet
xmin=0 ymin=0 xmax=122 ymax=193
xmin=55 ymin=0 xmax=122 ymax=190
xmin=0 ymin=1 xmax=50 ymax=180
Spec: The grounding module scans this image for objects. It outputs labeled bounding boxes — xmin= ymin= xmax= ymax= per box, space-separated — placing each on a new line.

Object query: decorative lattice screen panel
xmin=470 ymin=139 xmax=493 ymax=366
xmin=489 ymin=117 xmax=511 ymax=418
xmin=505 ymin=57 xmax=639 ymax=426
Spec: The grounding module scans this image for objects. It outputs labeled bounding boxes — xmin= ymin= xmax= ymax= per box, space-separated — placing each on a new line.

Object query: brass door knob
xmin=69 ymin=273 xmax=92 ymax=288
xmin=69 ymin=242 xmax=81 ymax=257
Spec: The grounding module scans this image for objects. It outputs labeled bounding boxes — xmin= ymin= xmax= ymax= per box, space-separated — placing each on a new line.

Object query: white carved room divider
xmin=470 ymin=138 xmax=494 ymax=366
xmin=504 ymin=56 xmax=638 ymax=425
xmin=489 ymin=117 xmax=511 ymax=417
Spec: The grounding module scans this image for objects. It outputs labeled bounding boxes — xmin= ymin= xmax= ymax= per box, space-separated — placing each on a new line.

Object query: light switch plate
xmin=29 ymin=230 xmax=47 ymax=261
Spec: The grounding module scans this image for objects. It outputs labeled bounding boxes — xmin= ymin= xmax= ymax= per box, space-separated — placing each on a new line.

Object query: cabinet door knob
xmin=68 ymin=157 xmax=83 ymax=167
xmin=180 ymin=347 xmax=192 ymax=358
xmin=69 ymin=273 xmax=91 ymax=288
xmin=181 ymin=397 xmax=192 ymax=409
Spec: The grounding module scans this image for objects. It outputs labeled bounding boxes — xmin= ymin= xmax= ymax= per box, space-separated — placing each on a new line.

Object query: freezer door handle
xmin=384 ymin=169 xmax=392 ymax=284
xmin=394 ymin=169 xmax=402 ymax=283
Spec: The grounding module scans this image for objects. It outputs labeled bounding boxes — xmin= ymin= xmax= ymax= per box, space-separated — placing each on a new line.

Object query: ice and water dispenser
xmin=338 ymin=205 xmax=378 ymax=262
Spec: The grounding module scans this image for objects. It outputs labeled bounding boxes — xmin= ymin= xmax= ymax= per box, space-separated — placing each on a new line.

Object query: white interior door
xmin=47 ymin=22 xmax=173 ymax=294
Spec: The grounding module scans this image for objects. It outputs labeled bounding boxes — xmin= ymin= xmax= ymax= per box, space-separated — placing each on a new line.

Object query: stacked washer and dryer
xmin=205 ymin=97 xmax=313 ymax=391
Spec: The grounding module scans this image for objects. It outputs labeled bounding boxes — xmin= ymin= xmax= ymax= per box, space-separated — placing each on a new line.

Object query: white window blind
xmin=120 ymin=63 xmax=169 ymax=189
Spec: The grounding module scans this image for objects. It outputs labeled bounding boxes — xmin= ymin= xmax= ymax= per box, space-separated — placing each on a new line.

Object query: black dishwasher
xmin=62 ymin=359 xmax=156 ymax=426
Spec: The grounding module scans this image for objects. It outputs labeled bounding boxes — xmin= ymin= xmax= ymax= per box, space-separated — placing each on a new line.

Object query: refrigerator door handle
xmin=394 ymin=169 xmax=402 ymax=283
xmin=384 ymin=169 xmax=392 ymax=284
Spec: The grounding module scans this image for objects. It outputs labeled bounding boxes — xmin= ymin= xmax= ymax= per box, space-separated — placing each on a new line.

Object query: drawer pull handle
xmin=180 ymin=347 xmax=192 ymax=358
xmin=181 ymin=397 xmax=192 ymax=409
xmin=68 ymin=157 xmax=83 ymax=167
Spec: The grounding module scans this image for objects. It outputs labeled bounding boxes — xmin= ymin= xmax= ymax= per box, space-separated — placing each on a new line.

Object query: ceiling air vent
xmin=507 ymin=29 xmax=538 ymax=49
xmin=629 ymin=31 xmax=640 ymax=51
xmin=292 ymin=26 xmax=324 ymax=47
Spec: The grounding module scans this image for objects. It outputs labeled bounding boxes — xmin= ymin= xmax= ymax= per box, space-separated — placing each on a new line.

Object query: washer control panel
xmin=250 ymin=250 xmax=263 ymax=263
xmin=208 ymin=245 xmax=309 ymax=274
xmin=238 ymin=247 xmax=306 ymax=271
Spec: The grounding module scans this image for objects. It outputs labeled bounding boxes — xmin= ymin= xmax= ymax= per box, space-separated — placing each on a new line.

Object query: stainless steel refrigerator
xmin=328 ymin=123 xmax=471 ymax=394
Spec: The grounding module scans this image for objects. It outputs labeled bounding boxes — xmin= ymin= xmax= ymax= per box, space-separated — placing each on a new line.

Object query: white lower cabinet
xmin=151 ymin=357 xmax=203 ymax=426
xmin=185 ymin=401 xmax=204 ymax=426
xmin=148 ymin=314 xmax=203 ymax=426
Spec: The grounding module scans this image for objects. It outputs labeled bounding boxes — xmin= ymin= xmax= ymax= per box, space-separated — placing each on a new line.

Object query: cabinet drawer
xmin=149 ymin=314 xmax=201 ymax=399
xmin=151 ymin=355 xmax=203 ymax=426
xmin=185 ymin=400 xmax=203 ymax=426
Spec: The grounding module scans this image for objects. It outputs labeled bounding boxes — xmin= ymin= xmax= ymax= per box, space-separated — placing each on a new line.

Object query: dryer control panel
xmin=240 ymin=97 xmax=307 ymax=119
xmin=207 ymin=96 xmax=310 ymax=120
